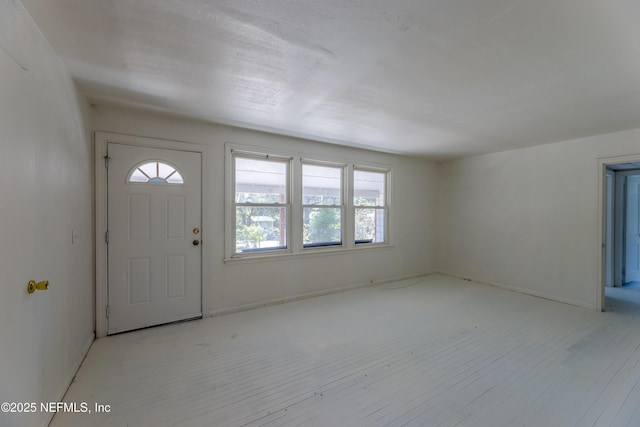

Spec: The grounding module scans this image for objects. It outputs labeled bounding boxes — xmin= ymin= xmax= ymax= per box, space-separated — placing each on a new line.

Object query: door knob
xmin=193 ymin=240 xmax=200 ymax=246
xmin=27 ymin=280 xmax=49 ymax=294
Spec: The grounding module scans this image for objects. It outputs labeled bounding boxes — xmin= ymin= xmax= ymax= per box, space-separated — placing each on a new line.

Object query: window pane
xmin=303 ymin=207 xmax=342 ymax=247
xmin=302 ymin=164 xmax=341 ymax=205
xmin=235 ymin=157 xmax=287 ymax=204
xmin=130 ymin=169 xmax=148 ymax=183
xmin=355 ymin=207 xmax=385 ymax=243
xmin=158 ymin=162 xmax=175 ymax=179
xmin=166 ymin=171 xmax=184 ymax=184
xmin=139 ymin=162 xmax=157 ymax=178
xmin=354 ymin=170 xmax=385 ymax=206
xmin=235 ymin=206 xmax=287 ymax=253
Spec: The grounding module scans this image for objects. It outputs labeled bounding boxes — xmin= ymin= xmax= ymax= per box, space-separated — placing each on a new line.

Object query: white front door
xmin=107 ymin=143 xmax=202 ymax=334
xmin=625 ymin=174 xmax=640 ymax=283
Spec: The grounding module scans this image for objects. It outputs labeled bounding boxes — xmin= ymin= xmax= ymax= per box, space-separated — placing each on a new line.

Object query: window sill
xmin=224 ymin=243 xmax=394 ymax=265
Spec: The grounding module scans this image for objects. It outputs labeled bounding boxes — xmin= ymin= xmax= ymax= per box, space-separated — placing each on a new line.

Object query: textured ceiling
xmin=20 ymin=0 xmax=640 ymax=159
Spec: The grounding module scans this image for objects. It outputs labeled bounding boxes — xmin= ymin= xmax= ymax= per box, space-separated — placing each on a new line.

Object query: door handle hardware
xmin=193 ymin=227 xmax=200 ymax=235
xmin=27 ymin=280 xmax=49 ymax=294
xmin=193 ymin=240 xmax=200 ymax=246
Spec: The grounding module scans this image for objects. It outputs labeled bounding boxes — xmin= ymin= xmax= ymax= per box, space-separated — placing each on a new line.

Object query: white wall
xmin=2 ymin=1 xmax=638 ymax=422
xmin=91 ymin=105 xmax=439 ymax=314
xmin=0 ymin=2 xmax=94 ymax=426
xmin=438 ymin=129 xmax=640 ymax=309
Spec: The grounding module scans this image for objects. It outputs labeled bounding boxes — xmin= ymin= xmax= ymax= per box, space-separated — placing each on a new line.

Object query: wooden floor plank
xmin=51 ymin=275 xmax=640 ymax=427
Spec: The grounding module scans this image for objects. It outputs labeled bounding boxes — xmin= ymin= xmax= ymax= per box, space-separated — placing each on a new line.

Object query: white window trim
xmin=225 ymin=143 xmax=392 ymax=263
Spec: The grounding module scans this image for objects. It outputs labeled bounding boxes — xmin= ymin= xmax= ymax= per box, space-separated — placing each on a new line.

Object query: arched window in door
xmin=127 ymin=161 xmax=184 ymax=184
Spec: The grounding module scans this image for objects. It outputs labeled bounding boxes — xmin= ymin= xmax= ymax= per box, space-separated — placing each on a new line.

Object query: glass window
xmin=354 ymin=169 xmax=387 ymax=244
xmin=227 ymin=146 xmax=391 ymax=259
xmin=128 ymin=161 xmax=184 ymax=184
xmin=233 ymin=155 xmax=289 ymax=254
xmin=302 ymin=163 xmax=343 ymax=248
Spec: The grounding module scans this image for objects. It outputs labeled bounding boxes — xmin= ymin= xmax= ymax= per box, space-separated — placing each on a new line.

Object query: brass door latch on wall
xmin=27 ymin=280 xmax=49 ymax=294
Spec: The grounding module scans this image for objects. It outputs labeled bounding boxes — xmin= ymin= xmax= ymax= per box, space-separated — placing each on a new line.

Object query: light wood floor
xmin=52 ymin=275 xmax=640 ymax=427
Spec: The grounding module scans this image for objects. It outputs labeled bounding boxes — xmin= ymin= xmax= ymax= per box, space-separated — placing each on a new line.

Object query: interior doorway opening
xmin=601 ymin=160 xmax=640 ymax=312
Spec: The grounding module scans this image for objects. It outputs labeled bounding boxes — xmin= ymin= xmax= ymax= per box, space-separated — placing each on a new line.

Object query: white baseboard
xmin=437 ymin=270 xmax=597 ymax=310
xmin=209 ymin=271 xmax=437 ymax=318
xmin=45 ymin=333 xmax=95 ymax=426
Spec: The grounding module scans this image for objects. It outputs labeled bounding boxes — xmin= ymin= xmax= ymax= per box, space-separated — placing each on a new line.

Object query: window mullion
xmin=345 ymin=164 xmax=355 ymax=249
xmin=235 ymin=203 xmax=288 ymax=208
xmin=291 ymin=156 xmax=303 ymax=253
xmin=301 ymin=204 xmax=342 ymax=208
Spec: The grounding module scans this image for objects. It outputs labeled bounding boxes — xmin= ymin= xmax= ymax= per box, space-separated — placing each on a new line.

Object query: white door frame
xmin=597 ymin=153 xmax=640 ymax=312
xmin=605 ymin=168 xmax=615 ymax=287
xmin=95 ymin=132 xmax=210 ymax=338
xmin=616 ymin=170 xmax=640 ymax=285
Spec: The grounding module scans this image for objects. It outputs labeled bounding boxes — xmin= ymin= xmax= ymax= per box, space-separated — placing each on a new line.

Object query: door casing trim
xmin=597 ymin=153 xmax=640 ymax=312
xmin=95 ymin=132 xmax=210 ymax=338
